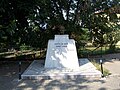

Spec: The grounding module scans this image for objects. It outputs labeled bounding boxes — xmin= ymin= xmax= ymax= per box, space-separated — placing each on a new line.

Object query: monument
xmin=45 ymin=35 xmax=79 ymax=69
xmin=21 ymin=34 xmax=101 ymax=80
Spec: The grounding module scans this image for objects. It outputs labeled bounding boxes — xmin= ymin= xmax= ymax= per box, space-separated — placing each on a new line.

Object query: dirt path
xmin=102 ymin=53 xmax=120 ymax=75
xmin=104 ymin=60 xmax=120 ymax=75
xmin=90 ymin=53 xmax=120 ymax=75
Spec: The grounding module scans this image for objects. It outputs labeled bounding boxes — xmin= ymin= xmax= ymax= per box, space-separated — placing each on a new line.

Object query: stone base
xmin=21 ymin=59 xmax=102 ymax=80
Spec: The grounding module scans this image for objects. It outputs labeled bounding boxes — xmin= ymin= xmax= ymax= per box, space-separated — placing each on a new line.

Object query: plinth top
xmin=55 ymin=35 xmax=69 ymax=41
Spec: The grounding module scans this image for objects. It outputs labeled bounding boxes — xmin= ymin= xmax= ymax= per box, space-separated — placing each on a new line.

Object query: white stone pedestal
xmin=21 ymin=59 xmax=102 ymax=80
xmin=45 ymin=35 xmax=79 ymax=69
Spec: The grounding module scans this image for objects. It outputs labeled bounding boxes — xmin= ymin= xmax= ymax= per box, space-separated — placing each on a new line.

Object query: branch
xmin=73 ymin=0 xmax=80 ymax=24
xmin=51 ymin=0 xmax=65 ymax=21
xmin=57 ymin=0 xmax=65 ymax=20
xmin=66 ymin=0 xmax=72 ymax=22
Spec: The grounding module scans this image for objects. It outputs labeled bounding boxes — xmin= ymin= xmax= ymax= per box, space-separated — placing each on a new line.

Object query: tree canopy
xmin=0 ymin=0 xmax=120 ymax=51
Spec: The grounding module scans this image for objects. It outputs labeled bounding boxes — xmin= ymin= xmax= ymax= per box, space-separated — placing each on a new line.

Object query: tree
xmin=0 ymin=0 xmax=37 ymax=49
xmin=0 ymin=0 xmax=120 ymax=51
xmin=88 ymin=1 xmax=120 ymax=47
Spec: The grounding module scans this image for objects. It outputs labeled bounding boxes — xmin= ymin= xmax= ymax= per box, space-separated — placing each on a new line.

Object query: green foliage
xmin=78 ymin=45 xmax=120 ymax=57
xmin=20 ymin=44 xmax=32 ymax=51
xmin=0 ymin=0 xmax=120 ymax=52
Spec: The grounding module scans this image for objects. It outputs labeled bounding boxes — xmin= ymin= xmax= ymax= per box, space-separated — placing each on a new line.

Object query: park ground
xmin=0 ymin=53 xmax=120 ymax=90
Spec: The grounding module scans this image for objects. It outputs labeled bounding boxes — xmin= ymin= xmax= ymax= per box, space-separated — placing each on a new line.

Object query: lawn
xmin=78 ymin=45 xmax=120 ymax=57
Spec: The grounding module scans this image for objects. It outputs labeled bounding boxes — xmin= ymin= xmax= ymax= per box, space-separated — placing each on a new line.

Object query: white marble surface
xmin=45 ymin=35 xmax=79 ymax=69
xmin=21 ymin=59 xmax=102 ymax=80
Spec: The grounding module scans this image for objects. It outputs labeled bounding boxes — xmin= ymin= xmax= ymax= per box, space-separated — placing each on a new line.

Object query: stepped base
xmin=21 ymin=59 xmax=101 ymax=80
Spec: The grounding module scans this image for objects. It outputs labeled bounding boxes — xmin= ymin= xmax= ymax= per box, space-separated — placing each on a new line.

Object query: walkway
xmin=104 ymin=60 xmax=120 ymax=75
xmin=1 ymin=53 xmax=120 ymax=90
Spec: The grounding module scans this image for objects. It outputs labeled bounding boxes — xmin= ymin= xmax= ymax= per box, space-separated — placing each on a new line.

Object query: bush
xmin=20 ymin=44 xmax=33 ymax=51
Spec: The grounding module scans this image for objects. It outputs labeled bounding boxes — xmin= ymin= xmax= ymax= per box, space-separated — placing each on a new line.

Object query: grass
xmin=78 ymin=46 xmax=120 ymax=57
xmin=91 ymin=60 xmax=111 ymax=77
